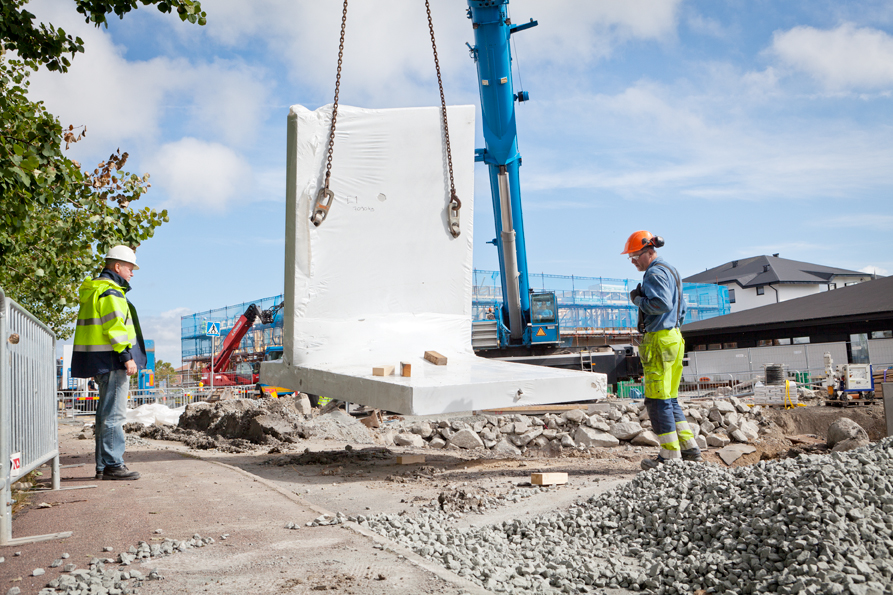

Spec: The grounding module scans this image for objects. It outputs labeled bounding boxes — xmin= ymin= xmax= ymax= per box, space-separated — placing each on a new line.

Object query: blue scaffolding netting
xmin=181 ymin=272 xmax=729 ymax=360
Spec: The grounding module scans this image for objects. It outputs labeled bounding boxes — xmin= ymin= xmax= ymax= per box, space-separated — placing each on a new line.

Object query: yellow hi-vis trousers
xmin=640 ymin=328 xmax=697 ymax=459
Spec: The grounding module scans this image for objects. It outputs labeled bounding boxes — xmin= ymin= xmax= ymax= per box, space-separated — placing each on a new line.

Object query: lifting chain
xmin=426 ymin=0 xmax=462 ymax=237
xmin=310 ymin=0 xmax=349 ymax=227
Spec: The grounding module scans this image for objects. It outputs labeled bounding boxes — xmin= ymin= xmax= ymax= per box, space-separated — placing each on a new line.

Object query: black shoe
xmin=681 ymin=449 xmax=703 ymax=462
xmin=94 ymin=472 xmax=103 ymax=480
xmin=102 ymin=465 xmax=140 ymax=481
xmin=640 ymin=456 xmax=669 ymax=471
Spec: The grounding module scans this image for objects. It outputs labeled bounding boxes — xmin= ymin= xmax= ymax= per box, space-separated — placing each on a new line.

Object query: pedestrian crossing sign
xmin=205 ymin=322 xmax=221 ymax=336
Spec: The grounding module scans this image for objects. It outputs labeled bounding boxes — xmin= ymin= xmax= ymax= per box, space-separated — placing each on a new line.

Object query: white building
xmin=683 ymin=254 xmax=874 ymax=314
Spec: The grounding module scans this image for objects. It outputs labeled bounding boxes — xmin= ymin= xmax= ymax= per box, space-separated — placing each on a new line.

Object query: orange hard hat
xmin=621 ymin=230 xmax=664 ymax=254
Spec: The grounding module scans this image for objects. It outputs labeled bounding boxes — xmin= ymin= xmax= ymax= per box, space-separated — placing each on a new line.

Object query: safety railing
xmin=677 ymin=367 xmax=829 ymax=400
xmin=58 ymin=385 xmax=261 ymax=417
xmin=1 ymin=287 xmax=85 ymax=545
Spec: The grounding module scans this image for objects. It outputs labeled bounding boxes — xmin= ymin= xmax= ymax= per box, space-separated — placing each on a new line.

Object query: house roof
xmin=682 ymin=255 xmax=868 ymax=288
xmin=682 ymin=275 xmax=893 ymax=336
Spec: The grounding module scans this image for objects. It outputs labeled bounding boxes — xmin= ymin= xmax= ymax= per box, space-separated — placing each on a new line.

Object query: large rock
xmin=695 ymin=435 xmax=708 ymax=450
xmin=730 ymin=429 xmax=749 ymax=443
xmin=609 ymin=422 xmax=644 ymax=441
xmin=294 ymin=393 xmax=313 ymax=416
xmin=700 ymin=421 xmax=715 ymax=434
xmin=491 ymin=439 xmax=522 ymax=456
xmin=631 ymin=430 xmax=660 ymax=447
xmin=587 ymin=417 xmax=612 ymax=433
xmin=448 ymin=429 xmax=485 ymax=449
xmin=831 ymin=437 xmax=870 ymax=453
xmin=394 ymin=433 xmax=426 ymax=448
xmin=428 ymin=437 xmax=447 ymax=449
xmin=827 ymin=418 xmax=869 ymax=450
xmin=561 ymin=409 xmax=588 ymax=424
xmin=738 ymin=420 xmax=760 ymax=442
xmin=516 ymin=429 xmax=543 ymax=446
xmin=574 ymin=426 xmax=619 ymax=448
xmin=713 ymin=400 xmax=736 ymax=414
xmin=706 ymin=433 xmax=730 ymax=447
xmin=707 ymin=409 xmax=725 ymax=424
xmin=410 ymin=422 xmax=434 ymax=438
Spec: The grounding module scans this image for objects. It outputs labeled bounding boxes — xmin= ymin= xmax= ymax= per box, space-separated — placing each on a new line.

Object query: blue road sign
xmin=205 ymin=321 xmax=221 ymax=336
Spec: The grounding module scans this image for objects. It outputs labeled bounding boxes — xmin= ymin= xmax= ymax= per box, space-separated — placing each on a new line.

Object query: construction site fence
xmin=58 ymin=385 xmax=259 ymax=417
xmin=181 ymin=294 xmax=284 ymax=361
xmin=0 ymin=287 xmax=70 ymax=546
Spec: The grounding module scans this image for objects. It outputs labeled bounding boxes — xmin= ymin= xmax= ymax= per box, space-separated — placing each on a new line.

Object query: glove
xmin=629 ymin=283 xmax=643 ymax=302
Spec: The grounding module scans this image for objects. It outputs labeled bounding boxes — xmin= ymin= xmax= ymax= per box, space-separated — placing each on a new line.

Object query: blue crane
xmin=466 ymin=0 xmax=559 ymax=349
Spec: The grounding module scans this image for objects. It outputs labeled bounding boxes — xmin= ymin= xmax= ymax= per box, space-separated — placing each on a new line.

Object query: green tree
xmin=0 ymin=0 xmax=206 ymax=338
xmin=154 ymin=359 xmax=178 ymax=387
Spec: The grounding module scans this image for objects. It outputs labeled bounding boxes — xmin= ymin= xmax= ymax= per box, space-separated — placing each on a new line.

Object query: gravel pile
xmin=382 ymin=397 xmax=767 ymax=456
xmin=361 ymin=438 xmax=893 ymax=594
xmin=34 ymin=534 xmax=215 ymax=595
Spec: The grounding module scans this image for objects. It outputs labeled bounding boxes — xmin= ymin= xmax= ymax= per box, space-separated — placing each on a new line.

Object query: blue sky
xmin=28 ymin=0 xmax=893 ymax=364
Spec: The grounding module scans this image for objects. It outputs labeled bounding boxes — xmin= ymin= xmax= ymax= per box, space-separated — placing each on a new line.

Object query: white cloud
xmin=140 ymin=307 xmax=193 ymax=365
xmin=769 ymin=23 xmax=893 ymax=91
xmin=144 ymin=138 xmax=252 ymax=209
xmin=26 ymin=0 xmax=271 ymax=154
xmin=860 ymin=265 xmax=888 ymax=276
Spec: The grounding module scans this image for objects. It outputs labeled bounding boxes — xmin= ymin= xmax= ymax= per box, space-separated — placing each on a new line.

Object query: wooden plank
xmin=475 ymin=404 xmax=589 ymax=416
xmin=400 ymin=361 xmax=412 ymax=377
xmin=373 ymin=365 xmax=395 ymax=377
xmin=424 ymin=351 xmax=448 ymax=366
xmin=531 ymin=472 xmax=568 ymax=486
xmin=397 ymin=455 xmax=426 ymax=465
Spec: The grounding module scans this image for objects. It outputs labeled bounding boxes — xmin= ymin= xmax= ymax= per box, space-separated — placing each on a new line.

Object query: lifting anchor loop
xmin=311 ymin=186 xmax=335 ymax=227
xmin=448 ymin=192 xmax=461 ymax=237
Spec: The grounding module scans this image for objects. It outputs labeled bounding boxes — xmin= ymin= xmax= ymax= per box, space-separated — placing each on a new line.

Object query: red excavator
xmin=200 ymin=303 xmax=282 ymax=388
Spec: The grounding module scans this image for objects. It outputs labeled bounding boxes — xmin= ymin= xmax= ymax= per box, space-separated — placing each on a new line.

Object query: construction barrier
xmin=59 ymin=385 xmax=262 ymax=418
xmin=0 ymin=287 xmax=74 ymax=545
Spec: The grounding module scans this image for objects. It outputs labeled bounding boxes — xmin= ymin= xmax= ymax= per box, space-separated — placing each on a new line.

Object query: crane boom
xmin=466 ymin=0 xmax=559 ymax=348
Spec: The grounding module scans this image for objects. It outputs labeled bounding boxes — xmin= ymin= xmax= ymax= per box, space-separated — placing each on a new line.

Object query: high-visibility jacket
xmin=71 ymin=270 xmax=146 ymax=378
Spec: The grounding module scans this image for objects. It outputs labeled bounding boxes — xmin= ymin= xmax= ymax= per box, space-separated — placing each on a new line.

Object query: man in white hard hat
xmin=71 ymin=246 xmax=146 ymax=480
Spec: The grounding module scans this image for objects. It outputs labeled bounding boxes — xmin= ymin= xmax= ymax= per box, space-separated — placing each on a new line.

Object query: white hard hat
xmin=105 ymin=245 xmax=139 ymax=270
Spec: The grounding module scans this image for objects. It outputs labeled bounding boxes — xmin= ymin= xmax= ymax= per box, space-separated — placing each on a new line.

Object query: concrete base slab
xmin=261 ymin=354 xmax=607 ymax=416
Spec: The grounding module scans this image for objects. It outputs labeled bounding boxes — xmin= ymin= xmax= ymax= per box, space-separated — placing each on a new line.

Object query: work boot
xmin=94 ymin=472 xmax=103 ymax=480
xmin=102 ymin=465 xmax=140 ymax=481
xmin=681 ymin=448 xmax=703 ymax=462
xmin=640 ymin=456 xmax=668 ymax=471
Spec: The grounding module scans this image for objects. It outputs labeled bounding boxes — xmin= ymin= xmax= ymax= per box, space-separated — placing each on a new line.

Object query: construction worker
xmin=71 ymin=246 xmax=146 ymax=481
xmin=622 ymin=231 xmax=701 ymax=470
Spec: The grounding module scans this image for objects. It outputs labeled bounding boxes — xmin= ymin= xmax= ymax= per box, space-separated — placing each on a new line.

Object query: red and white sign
xmin=10 ymin=452 xmax=22 ymax=478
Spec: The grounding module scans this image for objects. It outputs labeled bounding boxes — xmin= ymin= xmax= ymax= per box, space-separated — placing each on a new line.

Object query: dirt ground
xmin=3 ymin=400 xmax=887 ymax=595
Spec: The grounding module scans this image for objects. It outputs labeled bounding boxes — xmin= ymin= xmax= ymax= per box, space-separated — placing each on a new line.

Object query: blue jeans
xmin=95 ymin=369 xmax=129 ymax=473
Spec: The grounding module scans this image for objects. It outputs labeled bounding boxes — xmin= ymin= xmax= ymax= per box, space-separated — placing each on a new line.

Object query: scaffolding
xmin=181 ymin=275 xmax=729 ymax=361
xmin=472 ymin=270 xmax=730 ymax=328
xmin=181 ymin=295 xmax=284 ymax=364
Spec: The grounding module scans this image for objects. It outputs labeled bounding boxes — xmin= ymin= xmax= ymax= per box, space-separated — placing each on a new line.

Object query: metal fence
xmin=58 ymin=385 xmax=260 ymax=417
xmin=0 ymin=288 xmax=74 ymax=545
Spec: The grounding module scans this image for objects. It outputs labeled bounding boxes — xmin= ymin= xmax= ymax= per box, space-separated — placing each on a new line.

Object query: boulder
xmin=587 ymin=418 xmax=612 ymax=433
xmin=517 ymin=429 xmax=543 ymax=446
xmin=687 ymin=409 xmax=703 ymax=422
xmin=394 ymin=433 xmax=426 ymax=448
xmin=428 ymin=437 xmax=446 ymax=449
xmin=247 ymin=414 xmax=296 ymax=443
xmin=448 ymin=429 xmax=485 ymax=449
xmin=472 ymin=421 xmax=485 ymax=433
xmin=531 ymin=436 xmax=550 ymax=448
xmin=574 ymin=426 xmax=619 ymax=448
xmin=561 ymin=409 xmax=588 ymax=424
xmin=706 ymin=433 xmax=730 ymax=447
xmin=511 ymin=421 xmax=530 ymax=435
xmin=631 ymin=430 xmax=660 ymax=447
xmin=713 ymin=400 xmax=736 ymax=414
xmin=560 ymin=434 xmax=576 ymax=448
xmin=609 ymin=422 xmax=644 ymax=441
xmin=831 ymin=437 xmax=870 ymax=453
xmin=724 ymin=412 xmax=740 ymax=427
xmin=738 ymin=420 xmax=760 ymax=443
xmin=695 ymin=435 xmax=708 ymax=450
xmin=491 ymin=439 xmax=522 ymax=456
xmin=700 ymin=421 xmax=715 ymax=434
xmin=295 ymin=393 xmax=313 ymax=416
xmin=730 ymin=429 xmax=749 ymax=443
xmin=827 ymin=418 xmax=869 ymax=449
xmin=707 ymin=409 xmax=724 ymax=424
xmin=410 ymin=422 xmax=434 ymax=438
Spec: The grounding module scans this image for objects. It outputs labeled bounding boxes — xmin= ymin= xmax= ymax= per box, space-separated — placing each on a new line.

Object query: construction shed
xmin=680 ymin=275 xmax=893 ymax=381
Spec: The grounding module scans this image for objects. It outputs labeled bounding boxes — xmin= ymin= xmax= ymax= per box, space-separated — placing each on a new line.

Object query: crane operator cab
xmin=529 ymin=292 xmax=560 ymax=345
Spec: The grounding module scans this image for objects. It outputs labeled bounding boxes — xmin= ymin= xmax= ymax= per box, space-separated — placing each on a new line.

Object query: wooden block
xmin=424 ymin=351 xmax=447 ymax=366
xmin=400 ymin=361 xmax=412 ymax=377
xmin=530 ymin=472 xmax=568 ymax=486
xmin=397 ymin=455 xmax=426 ymax=465
xmin=373 ymin=365 xmax=395 ymax=377
xmin=359 ymin=412 xmax=381 ymax=429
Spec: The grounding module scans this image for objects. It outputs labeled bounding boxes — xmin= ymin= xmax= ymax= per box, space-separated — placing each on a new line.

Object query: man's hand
xmin=125 ymin=360 xmax=137 ymax=376
xmin=629 ymin=283 xmax=643 ymax=302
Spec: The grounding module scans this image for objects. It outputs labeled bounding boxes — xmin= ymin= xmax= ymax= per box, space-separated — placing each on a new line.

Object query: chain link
xmin=325 ymin=0 xmax=349 ymax=189
xmin=426 ymin=0 xmax=462 ymax=237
